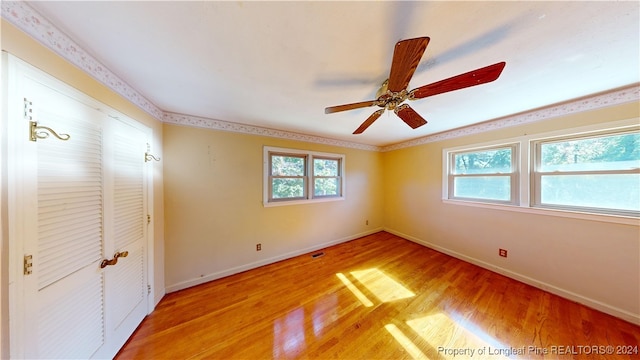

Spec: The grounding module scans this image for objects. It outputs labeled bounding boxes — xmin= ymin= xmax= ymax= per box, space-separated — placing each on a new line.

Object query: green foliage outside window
xmin=271 ymin=155 xmax=305 ymax=199
xmin=452 ymin=147 xmax=514 ymax=202
xmin=271 ymin=155 xmax=305 ymax=176
xmin=538 ymin=132 xmax=640 ymax=212
xmin=314 ymin=158 xmax=338 ymax=176
xmin=540 ymin=132 xmax=639 ymax=171
xmin=454 ymin=148 xmax=512 ymax=174
xmin=447 ymin=128 xmax=639 ymax=215
xmin=272 ymin=178 xmax=304 ymax=199
xmin=270 ymin=155 xmax=342 ymax=200
xmin=314 ymin=178 xmax=338 ymax=196
xmin=314 ymin=158 xmax=340 ymax=196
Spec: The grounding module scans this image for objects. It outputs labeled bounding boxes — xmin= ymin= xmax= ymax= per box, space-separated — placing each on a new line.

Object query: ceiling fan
xmin=325 ymin=37 xmax=506 ymax=134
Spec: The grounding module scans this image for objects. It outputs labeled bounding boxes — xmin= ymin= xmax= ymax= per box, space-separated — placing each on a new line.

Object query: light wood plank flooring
xmin=116 ymin=232 xmax=639 ymax=359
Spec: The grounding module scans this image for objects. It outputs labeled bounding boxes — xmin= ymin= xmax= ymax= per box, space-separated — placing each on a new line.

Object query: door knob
xmin=100 ymin=251 xmax=129 ymax=269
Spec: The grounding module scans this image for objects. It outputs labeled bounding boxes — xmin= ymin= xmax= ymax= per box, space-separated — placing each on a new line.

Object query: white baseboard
xmin=153 ymin=289 xmax=165 ymax=309
xmin=384 ymin=228 xmax=640 ymax=325
xmin=165 ymin=227 xmax=384 ymax=293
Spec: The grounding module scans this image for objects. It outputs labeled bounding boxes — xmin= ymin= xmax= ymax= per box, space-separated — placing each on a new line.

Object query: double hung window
xmin=269 ymin=153 xmax=307 ymax=200
xmin=265 ymin=147 xmax=344 ymax=206
xmin=443 ymin=120 xmax=639 ymax=220
xmin=532 ymin=130 xmax=640 ymax=216
xmin=313 ymin=157 xmax=341 ymax=197
xmin=448 ymin=144 xmax=518 ymax=204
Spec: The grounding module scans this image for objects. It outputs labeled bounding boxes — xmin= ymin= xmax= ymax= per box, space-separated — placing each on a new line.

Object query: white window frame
xmin=264 ymin=146 xmax=345 ymax=207
xmin=267 ymin=152 xmax=308 ymax=202
xmin=442 ymin=118 xmax=639 ymax=225
xmin=312 ymin=156 xmax=343 ymax=199
xmin=531 ymin=128 xmax=640 ymax=217
xmin=447 ymin=143 xmax=519 ymax=205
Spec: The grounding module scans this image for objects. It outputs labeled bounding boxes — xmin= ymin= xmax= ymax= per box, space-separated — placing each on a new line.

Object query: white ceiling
xmin=24 ymin=1 xmax=640 ymax=146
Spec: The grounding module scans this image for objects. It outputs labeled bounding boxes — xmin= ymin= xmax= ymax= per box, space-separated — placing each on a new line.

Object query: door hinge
xmin=147 ymin=214 xmax=151 ymax=225
xmin=147 ymin=284 xmax=151 ymax=295
xmin=24 ymin=98 xmax=33 ymax=120
xmin=24 ymin=255 xmax=33 ymax=275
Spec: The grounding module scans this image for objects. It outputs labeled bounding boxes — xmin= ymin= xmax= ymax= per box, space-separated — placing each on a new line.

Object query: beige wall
xmin=1 ymin=19 xmax=166 ymax=357
xmin=382 ymin=102 xmax=640 ymax=324
xmin=163 ymin=124 xmax=384 ymax=291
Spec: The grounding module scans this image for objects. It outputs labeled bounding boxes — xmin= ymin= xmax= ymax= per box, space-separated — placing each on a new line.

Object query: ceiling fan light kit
xmin=325 ymin=36 xmax=506 ymax=134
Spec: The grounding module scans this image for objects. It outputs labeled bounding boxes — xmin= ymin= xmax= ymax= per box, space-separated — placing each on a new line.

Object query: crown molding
xmin=381 ymin=84 xmax=639 ymax=152
xmin=3 ymin=1 xmax=638 ymax=154
xmin=1 ymin=0 xmax=165 ymax=120
xmin=163 ymin=112 xmax=381 ymax=151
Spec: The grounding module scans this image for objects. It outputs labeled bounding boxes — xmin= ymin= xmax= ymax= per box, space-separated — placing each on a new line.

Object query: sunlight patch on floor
xmin=350 ymin=268 xmax=415 ymax=302
xmin=384 ymin=324 xmax=428 ymax=360
xmin=406 ymin=312 xmax=508 ymax=359
xmin=336 ymin=272 xmax=374 ymax=307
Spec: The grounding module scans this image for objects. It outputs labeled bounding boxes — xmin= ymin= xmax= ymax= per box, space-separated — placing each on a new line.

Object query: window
xmin=443 ymin=119 xmax=639 ymax=222
xmin=313 ymin=157 xmax=342 ymax=197
xmin=532 ymin=130 xmax=640 ymax=216
xmin=270 ymin=153 xmax=307 ymax=200
xmin=448 ymin=144 xmax=518 ymax=204
xmin=264 ymin=147 xmax=344 ymax=206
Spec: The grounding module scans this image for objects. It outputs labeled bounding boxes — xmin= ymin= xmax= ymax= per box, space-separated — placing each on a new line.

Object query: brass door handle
xmin=100 ymin=251 xmax=129 ymax=269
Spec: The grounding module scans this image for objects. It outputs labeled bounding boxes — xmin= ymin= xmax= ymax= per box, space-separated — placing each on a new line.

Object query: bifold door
xmin=5 ymin=53 xmax=152 ymax=359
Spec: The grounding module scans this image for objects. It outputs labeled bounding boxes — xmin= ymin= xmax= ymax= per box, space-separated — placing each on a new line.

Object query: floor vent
xmin=311 ymin=252 xmax=325 ymax=258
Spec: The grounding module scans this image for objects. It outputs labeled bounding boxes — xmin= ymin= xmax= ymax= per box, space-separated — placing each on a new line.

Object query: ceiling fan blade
xmin=353 ymin=109 xmax=385 ymax=134
xmin=387 ymin=37 xmax=430 ymax=92
xmin=325 ymin=100 xmax=377 ymax=114
xmin=409 ymin=62 xmax=506 ymax=99
xmin=394 ymin=104 xmax=427 ymax=129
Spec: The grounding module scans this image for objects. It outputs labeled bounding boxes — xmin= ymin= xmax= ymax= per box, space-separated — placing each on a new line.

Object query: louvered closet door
xmin=10 ymin=56 xmax=150 ymax=359
xmin=22 ymin=78 xmax=108 ymax=359
xmin=98 ymin=119 xmax=149 ymax=358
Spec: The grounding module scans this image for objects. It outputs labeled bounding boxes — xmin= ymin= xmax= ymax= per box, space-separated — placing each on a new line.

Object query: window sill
xmin=442 ymin=199 xmax=639 ymax=226
xmin=264 ymin=196 xmax=345 ymax=207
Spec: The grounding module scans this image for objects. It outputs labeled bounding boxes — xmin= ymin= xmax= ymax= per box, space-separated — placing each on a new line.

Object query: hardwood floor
xmin=116 ymin=232 xmax=640 ymax=359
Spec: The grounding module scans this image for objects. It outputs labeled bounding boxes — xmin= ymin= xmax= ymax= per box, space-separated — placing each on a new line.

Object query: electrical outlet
xmin=256 ymin=243 xmax=262 ymax=251
xmin=499 ymin=248 xmax=507 ymax=258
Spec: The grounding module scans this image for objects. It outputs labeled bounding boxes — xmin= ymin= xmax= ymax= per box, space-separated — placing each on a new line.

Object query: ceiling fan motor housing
xmin=377 ymin=88 xmax=409 ymax=110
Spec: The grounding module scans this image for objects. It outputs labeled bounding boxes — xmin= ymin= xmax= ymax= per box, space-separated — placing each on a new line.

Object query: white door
xmin=98 ymin=118 xmax=149 ymax=359
xmin=6 ymin=54 xmax=150 ymax=359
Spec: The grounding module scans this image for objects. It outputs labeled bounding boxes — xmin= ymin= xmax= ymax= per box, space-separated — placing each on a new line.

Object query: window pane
xmin=272 ymin=178 xmax=304 ymax=199
xmin=540 ymin=174 xmax=640 ymax=211
xmin=540 ymin=132 xmax=640 ymax=172
xmin=453 ymin=148 xmax=512 ymax=174
xmin=314 ymin=158 xmax=339 ymax=176
xmin=314 ymin=178 xmax=339 ymax=197
xmin=271 ymin=155 xmax=305 ymax=176
xmin=453 ymin=176 xmax=511 ymax=201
